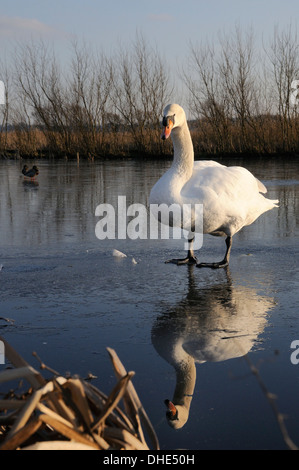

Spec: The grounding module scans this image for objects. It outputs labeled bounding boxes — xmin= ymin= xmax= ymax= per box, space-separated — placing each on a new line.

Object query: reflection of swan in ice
xmin=151 ymin=268 xmax=275 ymax=429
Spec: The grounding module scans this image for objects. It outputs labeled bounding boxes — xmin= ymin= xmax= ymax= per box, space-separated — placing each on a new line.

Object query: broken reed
xmin=0 ymin=337 xmax=159 ymax=451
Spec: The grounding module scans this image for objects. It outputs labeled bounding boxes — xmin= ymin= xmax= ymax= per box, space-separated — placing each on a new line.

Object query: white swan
xmin=149 ymin=104 xmax=279 ymax=268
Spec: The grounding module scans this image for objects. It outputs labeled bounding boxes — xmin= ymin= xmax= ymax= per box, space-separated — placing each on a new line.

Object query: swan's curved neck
xmin=172 ymin=356 xmax=196 ymax=407
xmin=170 ymin=121 xmax=194 ymax=185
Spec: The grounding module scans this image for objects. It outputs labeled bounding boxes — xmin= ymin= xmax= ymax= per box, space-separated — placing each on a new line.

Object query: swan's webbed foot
xmin=165 ymin=255 xmax=198 ymax=266
xmin=196 ymin=260 xmax=229 ymax=269
xmin=166 ymin=238 xmax=198 ymax=265
xmin=196 ymin=236 xmax=232 ymax=269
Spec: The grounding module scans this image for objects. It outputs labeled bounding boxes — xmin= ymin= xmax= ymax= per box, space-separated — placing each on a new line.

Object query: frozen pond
xmin=0 ymin=156 xmax=299 ymax=450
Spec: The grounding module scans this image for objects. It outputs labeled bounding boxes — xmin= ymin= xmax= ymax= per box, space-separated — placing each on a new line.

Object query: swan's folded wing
xmin=189 ymin=164 xmax=267 ymax=200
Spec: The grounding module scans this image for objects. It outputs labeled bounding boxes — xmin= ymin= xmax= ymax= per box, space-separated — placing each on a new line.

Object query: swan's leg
xmin=165 ymin=238 xmax=198 ymax=265
xmin=197 ymin=236 xmax=232 ymax=269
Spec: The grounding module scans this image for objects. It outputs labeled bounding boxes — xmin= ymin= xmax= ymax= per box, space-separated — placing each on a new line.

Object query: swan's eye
xmin=162 ymin=116 xmax=169 ymax=127
xmin=162 ymin=114 xmax=175 ymax=128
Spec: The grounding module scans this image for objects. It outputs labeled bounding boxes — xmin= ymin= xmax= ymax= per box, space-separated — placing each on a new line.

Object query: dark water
xmin=0 ymin=157 xmax=299 ymax=450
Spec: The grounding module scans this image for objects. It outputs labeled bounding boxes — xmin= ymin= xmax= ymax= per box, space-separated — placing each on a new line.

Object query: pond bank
xmin=1 ymin=148 xmax=299 ymax=163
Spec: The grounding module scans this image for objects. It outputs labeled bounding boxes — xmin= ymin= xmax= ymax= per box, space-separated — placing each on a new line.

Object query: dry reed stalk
xmin=0 ymin=336 xmax=159 ymax=451
xmin=107 ymin=347 xmax=160 ymax=450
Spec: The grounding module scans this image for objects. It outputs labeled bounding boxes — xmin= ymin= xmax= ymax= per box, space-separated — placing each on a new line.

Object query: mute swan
xmin=149 ymin=104 xmax=279 ymax=268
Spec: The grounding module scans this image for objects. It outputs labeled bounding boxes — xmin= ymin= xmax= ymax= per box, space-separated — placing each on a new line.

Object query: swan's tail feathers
xmin=267 ymin=198 xmax=279 ymax=209
xmin=257 ymin=179 xmax=279 ymax=208
xmin=256 ymin=178 xmax=270 ymax=194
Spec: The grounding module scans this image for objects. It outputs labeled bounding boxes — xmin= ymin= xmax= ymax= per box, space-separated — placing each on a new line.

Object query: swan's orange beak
xmin=164 ymin=399 xmax=178 ymax=420
xmin=161 ymin=119 xmax=174 ymax=140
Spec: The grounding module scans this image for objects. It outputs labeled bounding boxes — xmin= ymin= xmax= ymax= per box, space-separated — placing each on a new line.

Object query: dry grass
xmin=1 ymin=115 xmax=299 ymax=159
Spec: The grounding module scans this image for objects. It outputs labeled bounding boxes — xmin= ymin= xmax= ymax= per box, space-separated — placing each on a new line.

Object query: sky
xmin=0 ymin=0 xmax=298 ymax=111
xmin=0 ymin=0 xmax=298 ymax=60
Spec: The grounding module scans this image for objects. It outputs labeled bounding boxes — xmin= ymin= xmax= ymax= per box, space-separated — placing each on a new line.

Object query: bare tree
xmin=4 ymin=28 xmax=298 ymax=158
xmin=265 ymin=24 xmax=299 ymax=151
xmin=68 ymin=40 xmax=113 ymax=155
xmin=183 ymin=39 xmax=234 ymax=153
xmin=0 ymin=62 xmax=10 ymax=154
xmin=14 ymin=39 xmax=71 ymax=154
xmin=110 ymin=33 xmax=173 ymax=154
xmin=217 ymin=26 xmax=257 ymax=151
xmin=184 ymin=25 xmax=299 ymax=155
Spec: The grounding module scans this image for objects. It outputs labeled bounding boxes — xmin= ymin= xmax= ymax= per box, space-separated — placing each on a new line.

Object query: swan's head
xmin=164 ymin=399 xmax=190 ymax=430
xmin=161 ymin=104 xmax=186 ymax=140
